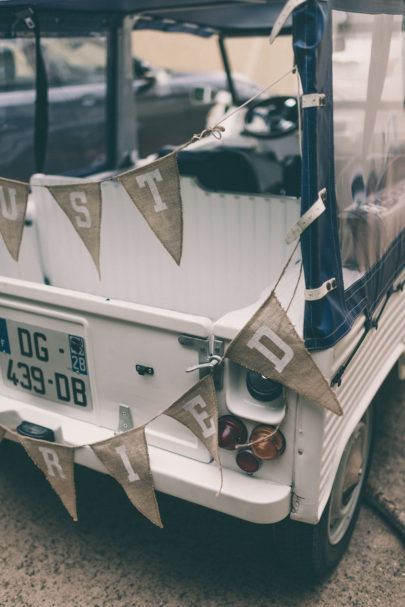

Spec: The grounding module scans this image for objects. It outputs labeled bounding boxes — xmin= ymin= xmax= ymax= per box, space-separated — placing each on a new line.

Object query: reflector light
xmin=236 ymin=449 xmax=261 ymax=474
xmin=250 ymin=425 xmax=286 ymax=460
xmin=246 ymin=371 xmax=282 ymax=401
xmin=218 ymin=415 xmax=248 ymax=450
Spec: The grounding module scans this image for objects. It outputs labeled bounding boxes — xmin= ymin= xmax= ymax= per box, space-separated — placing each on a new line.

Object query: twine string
xmin=171 ymin=65 xmax=297 ymax=155
xmin=237 ymin=390 xmax=288 ymax=450
xmin=216 ymin=65 xmax=297 ymax=128
xmin=286 ymin=259 xmax=303 ymax=315
xmin=236 ymin=424 xmax=280 ymax=450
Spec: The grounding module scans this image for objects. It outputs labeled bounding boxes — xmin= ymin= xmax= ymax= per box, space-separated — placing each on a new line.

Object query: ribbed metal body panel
xmin=316 ymin=273 xmax=405 ymax=518
xmin=31 ymin=175 xmax=300 ymax=320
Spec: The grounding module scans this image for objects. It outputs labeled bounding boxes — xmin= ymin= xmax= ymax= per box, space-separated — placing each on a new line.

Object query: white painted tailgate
xmin=0 ymin=278 xmax=213 ymax=462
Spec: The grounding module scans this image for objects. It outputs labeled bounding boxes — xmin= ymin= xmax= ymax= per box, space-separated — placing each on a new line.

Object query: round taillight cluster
xmin=246 ymin=371 xmax=282 ymax=402
xmin=218 ymin=415 xmax=285 ymax=475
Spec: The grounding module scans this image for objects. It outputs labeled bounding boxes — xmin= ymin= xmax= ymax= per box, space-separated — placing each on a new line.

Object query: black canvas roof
xmin=0 ymin=1 xmax=290 ymax=37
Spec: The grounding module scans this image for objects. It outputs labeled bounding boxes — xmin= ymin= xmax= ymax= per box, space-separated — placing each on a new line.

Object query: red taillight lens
xmin=218 ymin=415 xmax=248 ymax=450
xmin=236 ymin=449 xmax=261 ymax=474
xmin=250 ymin=425 xmax=286 ymax=460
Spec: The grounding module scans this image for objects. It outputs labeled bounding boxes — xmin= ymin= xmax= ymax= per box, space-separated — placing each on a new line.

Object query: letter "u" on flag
xmin=0 ymin=178 xmax=29 ymax=261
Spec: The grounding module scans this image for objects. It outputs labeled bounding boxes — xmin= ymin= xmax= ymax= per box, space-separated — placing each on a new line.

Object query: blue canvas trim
xmin=293 ymin=1 xmax=349 ymax=350
xmin=295 ymin=1 xmax=405 ymax=351
xmin=306 ymin=229 xmax=405 ymax=350
xmin=346 ymin=230 xmax=405 ymax=319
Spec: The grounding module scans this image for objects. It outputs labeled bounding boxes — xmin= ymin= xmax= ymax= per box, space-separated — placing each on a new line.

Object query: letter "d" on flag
xmin=226 ymin=292 xmax=342 ymax=415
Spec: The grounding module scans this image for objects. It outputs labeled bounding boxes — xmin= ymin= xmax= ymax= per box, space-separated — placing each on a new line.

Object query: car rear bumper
xmin=0 ymin=395 xmax=291 ymax=525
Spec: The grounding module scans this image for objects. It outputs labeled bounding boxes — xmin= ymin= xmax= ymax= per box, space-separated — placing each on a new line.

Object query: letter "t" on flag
xmin=118 ymin=154 xmax=183 ymax=265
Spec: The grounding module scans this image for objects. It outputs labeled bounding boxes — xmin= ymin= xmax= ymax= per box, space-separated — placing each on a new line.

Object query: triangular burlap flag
xmin=47 ymin=182 xmax=102 ymax=276
xmin=91 ymin=426 xmax=162 ymax=528
xmin=118 ymin=154 xmax=183 ymax=265
xmin=0 ymin=178 xmax=29 ymax=261
xmin=165 ymin=375 xmax=222 ymax=488
xmin=19 ymin=436 xmax=78 ymax=520
xmin=226 ymin=292 xmax=342 ymax=415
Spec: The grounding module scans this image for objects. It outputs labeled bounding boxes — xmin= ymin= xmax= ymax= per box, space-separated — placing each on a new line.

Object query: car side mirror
xmin=192 ymin=85 xmax=216 ymax=104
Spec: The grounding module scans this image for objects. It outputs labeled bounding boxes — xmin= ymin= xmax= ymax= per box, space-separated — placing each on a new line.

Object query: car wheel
xmin=272 ymin=404 xmax=374 ymax=577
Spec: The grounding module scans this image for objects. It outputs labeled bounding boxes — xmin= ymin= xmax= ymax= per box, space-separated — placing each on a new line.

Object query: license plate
xmin=0 ymin=318 xmax=92 ymax=409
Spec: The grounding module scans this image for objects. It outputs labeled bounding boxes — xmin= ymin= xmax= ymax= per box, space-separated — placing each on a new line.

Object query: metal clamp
xmin=15 ymin=8 xmax=35 ymax=29
xmin=301 ymin=93 xmax=326 ymax=108
xmin=305 ymin=277 xmax=337 ymax=301
xmin=117 ymin=405 xmax=134 ymax=433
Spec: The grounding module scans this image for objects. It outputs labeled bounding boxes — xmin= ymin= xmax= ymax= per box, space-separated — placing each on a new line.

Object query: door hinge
xmin=117 ymin=404 xmax=134 ymax=433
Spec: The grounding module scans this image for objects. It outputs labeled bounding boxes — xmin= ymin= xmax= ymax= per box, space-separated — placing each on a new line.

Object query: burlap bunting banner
xmin=91 ymin=426 xmax=162 ymax=528
xmin=19 ymin=436 xmax=78 ymax=521
xmin=226 ymin=292 xmax=342 ymax=415
xmin=0 ymin=178 xmax=29 ymax=261
xmin=47 ymin=182 xmax=102 ymax=276
xmin=117 ymin=154 xmax=183 ymax=265
xmin=165 ymin=375 xmax=222 ymax=487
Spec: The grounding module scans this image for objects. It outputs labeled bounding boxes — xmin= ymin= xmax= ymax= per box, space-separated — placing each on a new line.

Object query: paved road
xmin=0 ymin=379 xmax=404 ymax=607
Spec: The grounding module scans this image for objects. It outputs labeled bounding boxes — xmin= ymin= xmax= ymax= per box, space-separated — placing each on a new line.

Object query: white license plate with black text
xmin=0 ymin=318 xmax=92 ymax=409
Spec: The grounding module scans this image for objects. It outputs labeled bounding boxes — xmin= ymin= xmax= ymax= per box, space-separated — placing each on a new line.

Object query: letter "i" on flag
xmin=91 ymin=426 xmax=162 ymax=527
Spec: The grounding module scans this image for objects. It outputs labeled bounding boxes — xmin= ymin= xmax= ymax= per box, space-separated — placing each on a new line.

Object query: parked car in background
xmin=0 ymin=37 xmax=261 ymax=181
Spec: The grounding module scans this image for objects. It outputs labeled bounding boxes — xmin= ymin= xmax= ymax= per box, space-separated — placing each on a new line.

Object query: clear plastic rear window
xmin=333 ymin=11 xmax=405 ymax=287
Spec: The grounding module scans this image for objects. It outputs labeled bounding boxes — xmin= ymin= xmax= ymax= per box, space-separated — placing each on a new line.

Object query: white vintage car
xmin=0 ymin=0 xmax=403 ymax=577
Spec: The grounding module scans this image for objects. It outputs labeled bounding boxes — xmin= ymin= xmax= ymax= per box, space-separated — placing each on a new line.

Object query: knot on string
xmin=190 ymin=125 xmax=225 ymax=144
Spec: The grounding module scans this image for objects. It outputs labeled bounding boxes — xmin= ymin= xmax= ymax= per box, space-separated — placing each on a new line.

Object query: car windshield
xmin=132 ymin=29 xmax=299 ymax=175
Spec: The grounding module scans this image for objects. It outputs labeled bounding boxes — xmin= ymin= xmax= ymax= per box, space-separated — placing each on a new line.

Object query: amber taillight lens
xmin=250 ymin=424 xmax=286 ymax=460
xmin=218 ymin=415 xmax=248 ymax=450
xmin=236 ymin=449 xmax=261 ymax=474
